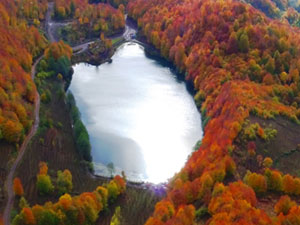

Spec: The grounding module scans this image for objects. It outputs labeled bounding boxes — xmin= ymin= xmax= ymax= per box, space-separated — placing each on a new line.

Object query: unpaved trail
xmin=3 ymin=55 xmax=42 ymax=225
xmin=3 ymin=5 xmax=139 ymax=224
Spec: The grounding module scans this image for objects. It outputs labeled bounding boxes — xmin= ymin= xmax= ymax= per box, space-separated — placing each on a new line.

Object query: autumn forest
xmin=1 ymin=0 xmax=300 ymax=224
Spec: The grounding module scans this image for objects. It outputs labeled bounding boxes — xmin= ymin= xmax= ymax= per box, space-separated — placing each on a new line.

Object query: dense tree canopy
xmin=54 ymin=0 xmax=125 ymax=44
xmin=12 ymin=176 xmax=126 ymax=225
xmin=128 ymin=0 xmax=300 ymax=223
xmin=0 ymin=0 xmax=47 ymax=145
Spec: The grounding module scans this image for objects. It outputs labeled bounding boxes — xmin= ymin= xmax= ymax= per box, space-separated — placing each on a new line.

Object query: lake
xmin=70 ymin=42 xmax=203 ymax=183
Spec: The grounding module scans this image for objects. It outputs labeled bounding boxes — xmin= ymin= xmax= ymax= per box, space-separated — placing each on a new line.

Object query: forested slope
xmin=2 ymin=0 xmax=300 ymax=224
xmin=128 ymin=0 xmax=300 ymax=224
xmin=0 ymin=0 xmax=47 ymax=144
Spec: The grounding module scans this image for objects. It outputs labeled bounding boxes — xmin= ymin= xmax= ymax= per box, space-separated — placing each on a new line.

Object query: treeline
xmin=66 ymin=92 xmax=92 ymax=162
xmin=128 ymin=0 xmax=300 ymax=224
xmin=245 ymin=0 xmax=300 ymax=27
xmin=15 ymin=0 xmax=48 ymax=25
xmin=12 ymin=162 xmax=126 ymax=225
xmin=89 ymin=0 xmax=129 ymax=7
xmin=35 ymin=41 xmax=92 ymax=162
xmin=53 ymin=0 xmax=125 ymax=45
xmin=0 ymin=0 xmax=47 ymax=145
xmin=35 ymin=41 xmax=73 ymax=91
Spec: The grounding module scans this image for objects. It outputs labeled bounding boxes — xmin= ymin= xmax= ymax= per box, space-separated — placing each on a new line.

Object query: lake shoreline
xmin=64 ymin=15 xmax=204 ymax=185
xmin=69 ymin=42 xmax=203 ymax=184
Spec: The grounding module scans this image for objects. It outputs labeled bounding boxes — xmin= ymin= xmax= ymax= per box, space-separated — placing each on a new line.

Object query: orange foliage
xmin=282 ymin=174 xmax=299 ymax=195
xmin=53 ymin=0 xmax=125 ymax=40
xmin=274 ymin=195 xmax=297 ymax=215
xmin=44 ymin=41 xmax=73 ymax=61
xmin=263 ymin=157 xmax=273 ymax=168
xmin=13 ymin=177 xmax=24 ymax=196
xmin=15 ymin=0 xmax=48 ymax=22
xmin=128 ymin=0 xmax=300 ymax=223
xmin=113 ymin=175 xmax=126 ymax=194
xmin=22 ymin=207 xmax=36 ymax=225
xmin=13 ymin=176 xmax=126 ymax=225
xmin=243 ymin=171 xmax=267 ymax=195
xmin=38 ymin=162 xmax=48 ymax=175
xmin=145 ymin=217 xmax=165 ymax=225
xmin=277 ymin=205 xmax=300 ymax=224
xmin=208 ymin=181 xmax=271 ymax=224
xmin=0 ymin=0 xmax=47 ymax=144
xmin=264 ymin=169 xmax=283 ymax=192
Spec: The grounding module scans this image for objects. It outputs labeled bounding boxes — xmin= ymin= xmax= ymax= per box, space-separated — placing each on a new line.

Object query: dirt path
xmin=2 ymin=5 xmax=140 ymax=224
xmin=3 ymin=55 xmax=42 ymax=225
xmin=45 ymin=2 xmax=56 ymax=43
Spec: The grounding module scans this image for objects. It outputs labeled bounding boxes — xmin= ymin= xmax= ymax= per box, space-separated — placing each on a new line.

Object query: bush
xmin=195 ymin=207 xmax=208 ymax=220
xmin=243 ymin=171 xmax=267 ymax=195
xmin=263 ymin=157 xmax=273 ymax=168
xmin=37 ymin=174 xmax=54 ymax=195
xmin=13 ymin=177 xmax=24 ymax=197
xmin=19 ymin=197 xmax=29 ymax=209
xmin=282 ymin=174 xmax=297 ymax=195
xmin=264 ymin=169 xmax=283 ymax=192
xmin=107 ymin=180 xmax=120 ymax=202
xmin=57 ymin=170 xmax=73 ymax=195
xmin=274 ymin=195 xmax=297 ymax=215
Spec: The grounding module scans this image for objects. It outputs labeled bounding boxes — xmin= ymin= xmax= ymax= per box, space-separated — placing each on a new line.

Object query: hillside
xmin=1 ymin=0 xmax=300 ymax=224
xmin=128 ymin=0 xmax=300 ymax=223
xmin=0 ymin=0 xmax=48 ymax=202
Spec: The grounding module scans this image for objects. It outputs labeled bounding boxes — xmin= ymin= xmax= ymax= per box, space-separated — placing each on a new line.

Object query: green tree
xmin=39 ymin=210 xmax=60 ymax=225
xmin=110 ymin=206 xmax=121 ymax=225
xmin=19 ymin=196 xmax=29 ymax=209
xmin=238 ymin=33 xmax=249 ymax=53
xmin=74 ymin=120 xmax=91 ymax=161
xmin=265 ymin=57 xmax=275 ymax=74
xmin=57 ymin=170 xmax=73 ymax=195
xmin=37 ymin=174 xmax=54 ymax=195
xmin=70 ymin=1 xmax=75 ymax=17
xmin=107 ymin=180 xmax=119 ymax=202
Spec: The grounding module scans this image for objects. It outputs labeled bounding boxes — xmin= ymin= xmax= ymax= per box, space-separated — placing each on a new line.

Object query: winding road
xmin=3 ymin=4 xmax=137 ymax=225
xmin=3 ymin=55 xmax=42 ymax=225
xmin=3 ymin=4 xmax=53 ymax=225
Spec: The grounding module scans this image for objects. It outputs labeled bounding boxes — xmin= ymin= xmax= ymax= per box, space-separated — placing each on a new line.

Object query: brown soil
xmin=10 ymin=77 xmax=161 ymax=224
xmin=13 ymin=78 xmax=102 ymax=205
xmin=233 ymin=115 xmax=300 ymax=179
xmin=0 ymin=144 xmax=14 ymax=212
xmin=231 ymin=115 xmax=300 ymax=217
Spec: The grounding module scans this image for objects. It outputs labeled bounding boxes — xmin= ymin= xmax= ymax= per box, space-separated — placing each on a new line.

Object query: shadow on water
xmin=141 ymin=43 xmax=196 ymax=96
xmin=70 ymin=41 xmax=203 ymax=183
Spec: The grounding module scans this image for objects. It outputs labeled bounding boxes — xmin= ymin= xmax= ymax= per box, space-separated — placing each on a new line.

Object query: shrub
xmin=195 ymin=207 xmax=208 ymax=220
xmin=37 ymin=174 xmax=54 ymax=195
xmin=244 ymin=171 xmax=267 ymax=195
xmin=274 ymin=195 xmax=297 ymax=215
xmin=264 ymin=169 xmax=283 ymax=192
xmin=13 ymin=177 xmax=24 ymax=197
xmin=19 ymin=197 xmax=29 ymax=209
xmin=57 ymin=170 xmax=73 ymax=195
xmin=107 ymin=180 xmax=119 ymax=202
xmin=282 ymin=174 xmax=297 ymax=195
xmin=263 ymin=157 xmax=273 ymax=168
